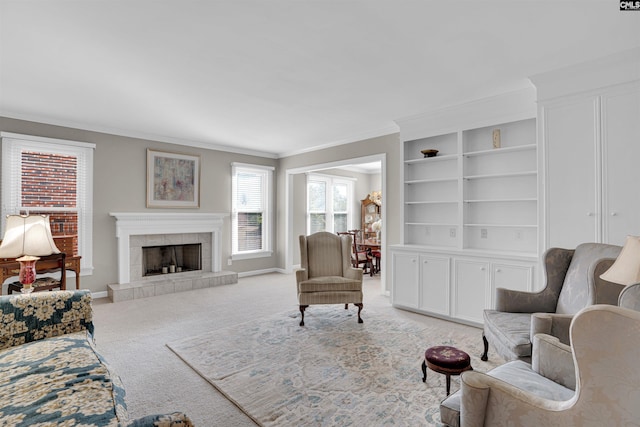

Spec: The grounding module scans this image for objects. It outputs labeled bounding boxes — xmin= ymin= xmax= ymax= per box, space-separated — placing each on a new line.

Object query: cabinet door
xmin=491 ymin=263 xmax=533 ymax=307
xmin=391 ymin=252 xmax=419 ymax=309
xmin=419 ymin=255 xmax=450 ymax=316
xmin=453 ymin=259 xmax=489 ymax=324
xmin=602 ymin=88 xmax=640 ymax=245
xmin=544 ymin=97 xmax=599 ymax=248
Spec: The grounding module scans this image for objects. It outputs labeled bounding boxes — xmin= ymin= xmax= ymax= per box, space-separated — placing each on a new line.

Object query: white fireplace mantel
xmin=109 ymin=212 xmax=227 ymax=284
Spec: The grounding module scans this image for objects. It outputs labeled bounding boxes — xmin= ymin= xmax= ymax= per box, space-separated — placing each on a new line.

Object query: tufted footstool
xmin=422 ymin=345 xmax=473 ymax=395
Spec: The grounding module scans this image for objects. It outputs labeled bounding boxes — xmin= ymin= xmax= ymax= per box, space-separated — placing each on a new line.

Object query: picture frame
xmin=146 ymin=149 xmax=200 ymax=208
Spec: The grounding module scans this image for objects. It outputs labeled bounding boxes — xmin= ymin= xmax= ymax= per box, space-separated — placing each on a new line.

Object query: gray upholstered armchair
xmin=296 ymin=232 xmax=364 ymax=326
xmin=441 ymin=304 xmax=640 ymax=427
xmin=482 ymin=243 xmax=622 ymax=362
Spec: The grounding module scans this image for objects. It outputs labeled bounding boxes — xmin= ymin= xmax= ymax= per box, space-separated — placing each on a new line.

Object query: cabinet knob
xmin=611 ymin=212 xmax=618 ymax=216
xmin=496 ymin=269 xmax=502 ymax=273
xmin=480 ymin=267 xmax=486 ymax=271
xmin=586 ymin=212 xmax=594 ymax=217
xmin=423 ymin=260 xmax=428 ymax=264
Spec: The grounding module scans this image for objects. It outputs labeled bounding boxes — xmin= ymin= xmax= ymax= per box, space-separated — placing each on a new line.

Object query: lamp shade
xmin=0 ymin=215 xmax=61 ymax=258
xmin=600 ymin=235 xmax=640 ymax=286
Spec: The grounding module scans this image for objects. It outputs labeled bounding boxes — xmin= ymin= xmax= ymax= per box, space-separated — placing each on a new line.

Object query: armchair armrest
xmin=344 ymin=266 xmax=363 ymax=282
xmin=532 ymin=333 xmax=575 ymax=390
xmin=495 ymin=247 xmax=574 ymax=313
xmin=460 ymin=370 xmax=570 ymax=427
xmin=295 ymin=268 xmax=308 ymax=284
xmin=531 ymin=312 xmax=573 ymax=345
xmin=0 ymin=290 xmax=93 ymax=350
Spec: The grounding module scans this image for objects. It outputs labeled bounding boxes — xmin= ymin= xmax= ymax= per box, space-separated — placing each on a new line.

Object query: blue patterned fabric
xmin=0 ymin=291 xmax=194 ymax=427
xmin=0 ymin=290 xmax=94 ymax=350
xmin=0 ymin=331 xmax=127 ymax=426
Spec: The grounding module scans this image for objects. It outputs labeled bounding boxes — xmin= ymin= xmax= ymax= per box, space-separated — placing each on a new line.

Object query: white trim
xmin=1 ymin=133 xmax=95 ymax=276
xmin=277 ymin=124 xmax=399 ymax=158
xmin=109 ymin=212 xmax=227 ymax=284
xmin=230 ymin=162 xmax=275 ymax=171
xmin=285 ymin=153 xmax=387 ymax=295
xmin=0 ymin=113 xmax=278 ymax=159
xmin=0 ymin=132 xmax=96 ymax=149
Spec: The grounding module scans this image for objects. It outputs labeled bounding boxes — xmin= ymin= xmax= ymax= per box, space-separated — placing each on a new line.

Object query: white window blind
xmin=231 ymin=163 xmax=273 ymax=258
xmin=1 ymin=132 xmax=95 ymax=275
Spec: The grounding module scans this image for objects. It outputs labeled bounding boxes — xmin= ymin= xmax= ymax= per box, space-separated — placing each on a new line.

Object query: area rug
xmin=167 ymin=306 xmax=501 ymax=426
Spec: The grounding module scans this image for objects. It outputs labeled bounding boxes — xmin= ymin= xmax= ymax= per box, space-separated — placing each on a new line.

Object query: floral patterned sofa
xmin=0 ymin=290 xmax=193 ymax=426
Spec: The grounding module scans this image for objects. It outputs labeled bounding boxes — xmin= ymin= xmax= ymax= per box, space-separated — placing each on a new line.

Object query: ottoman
xmin=422 ymin=345 xmax=473 ymax=395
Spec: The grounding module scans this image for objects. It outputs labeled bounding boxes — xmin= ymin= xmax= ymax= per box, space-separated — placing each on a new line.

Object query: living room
xmin=1 ymin=1 xmax=639 ymax=426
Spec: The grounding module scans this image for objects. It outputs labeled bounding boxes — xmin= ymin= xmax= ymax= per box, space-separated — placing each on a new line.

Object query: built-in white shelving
xmin=401 ymin=118 xmax=537 ymax=255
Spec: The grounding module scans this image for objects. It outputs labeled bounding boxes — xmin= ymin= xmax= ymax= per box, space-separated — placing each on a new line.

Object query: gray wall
xmin=278 ymin=133 xmax=402 ymax=293
xmin=0 ymin=117 xmax=278 ymax=293
xmin=0 ymin=116 xmax=401 ymax=294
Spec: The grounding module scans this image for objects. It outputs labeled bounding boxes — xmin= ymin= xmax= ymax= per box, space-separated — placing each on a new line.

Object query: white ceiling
xmin=1 ymin=1 xmax=638 ymax=158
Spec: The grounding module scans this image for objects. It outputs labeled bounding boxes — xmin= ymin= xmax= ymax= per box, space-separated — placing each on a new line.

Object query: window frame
xmin=0 ymin=132 xmax=95 ymax=276
xmin=231 ymin=162 xmax=274 ymax=260
xmin=306 ymin=173 xmax=354 ymax=235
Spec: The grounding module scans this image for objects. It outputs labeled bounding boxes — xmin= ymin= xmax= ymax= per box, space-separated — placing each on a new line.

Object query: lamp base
xmin=20 ymin=286 xmax=34 ymax=294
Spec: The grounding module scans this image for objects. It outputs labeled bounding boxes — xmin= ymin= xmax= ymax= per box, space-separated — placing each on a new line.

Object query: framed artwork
xmin=146 ymin=149 xmax=200 ymax=208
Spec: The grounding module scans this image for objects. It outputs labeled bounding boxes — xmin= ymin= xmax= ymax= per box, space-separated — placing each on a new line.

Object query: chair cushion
xmin=483 ymin=310 xmax=532 ymax=359
xmin=298 ymin=276 xmax=362 ymax=293
xmin=425 ymin=346 xmax=471 ymax=371
xmin=440 ymin=360 xmax=574 ymax=427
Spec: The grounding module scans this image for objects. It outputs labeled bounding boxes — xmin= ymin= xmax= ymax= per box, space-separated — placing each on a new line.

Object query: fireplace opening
xmin=142 ymin=243 xmax=202 ymax=277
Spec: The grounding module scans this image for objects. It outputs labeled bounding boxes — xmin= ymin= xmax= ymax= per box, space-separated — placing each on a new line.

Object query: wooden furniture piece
xmin=3 ymin=252 xmax=66 ymax=294
xmin=0 ymin=235 xmax=81 ymax=294
xmin=360 ymin=196 xmax=380 ymax=242
xmin=339 ymin=230 xmax=373 ymax=276
xmin=422 ymin=345 xmax=473 ymax=396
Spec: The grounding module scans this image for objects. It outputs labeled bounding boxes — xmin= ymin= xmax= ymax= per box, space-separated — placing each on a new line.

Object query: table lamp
xmin=600 ymin=235 xmax=640 ymax=286
xmin=0 ymin=215 xmax=60 ymax=293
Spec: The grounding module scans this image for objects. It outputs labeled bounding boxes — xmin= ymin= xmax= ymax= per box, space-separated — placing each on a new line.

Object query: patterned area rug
xmin=167 ymin=306 xmax=501 ymax=426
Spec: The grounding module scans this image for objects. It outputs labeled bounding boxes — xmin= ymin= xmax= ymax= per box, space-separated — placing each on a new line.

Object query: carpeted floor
xmin=92 ymin=273 xmax=503 ymax=426
xmin=168 ymin=306 xmax=500 ymax=426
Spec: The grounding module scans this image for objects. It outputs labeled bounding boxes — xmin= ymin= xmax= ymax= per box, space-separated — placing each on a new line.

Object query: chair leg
xmin=345 ymin=304 xmax=348 ymax=309
xmin=355 ymin=303 xmax=363 ymax=323
xmin=481 ymin=333 xmax=489 ymax=361
xmin=299 ymin=305 xmax=308 ymax=327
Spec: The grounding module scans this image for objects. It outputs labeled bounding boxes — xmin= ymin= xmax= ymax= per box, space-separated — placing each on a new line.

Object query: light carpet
xmin=167 ymin=305 xmax=501 ymax=426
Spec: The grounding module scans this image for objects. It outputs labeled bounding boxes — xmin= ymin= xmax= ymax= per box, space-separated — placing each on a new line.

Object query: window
xmin=307 ymin=174 xmax=353 ymax=234
xmin=231 ymin=163 xmax=274 ymax=259
xmin=1 ymin=132 xmax=95 ymax=274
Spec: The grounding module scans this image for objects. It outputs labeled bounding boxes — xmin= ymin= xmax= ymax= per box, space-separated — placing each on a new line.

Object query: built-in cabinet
xmin=392 ymin=90 xmax=539 ymax=326
xmin=391 ymin=246 xmax=534 ymax=326
xmin=391 ymin=48 xmax=639 ymax=327
xmin=538 ymin=83 xmax=640 ymax=248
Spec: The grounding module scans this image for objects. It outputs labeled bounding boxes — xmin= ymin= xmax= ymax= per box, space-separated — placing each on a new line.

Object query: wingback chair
xmin=440 ymin=304 xmax=640 ymax=427
xmin=482 ymin=242 xmax=622 ymax=362
xmin=296 ymin=232 xmax=364 ymax=326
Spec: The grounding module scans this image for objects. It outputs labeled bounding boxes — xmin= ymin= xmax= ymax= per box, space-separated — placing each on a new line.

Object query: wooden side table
xmin=8 ymin=277 xmax=62 ymax=294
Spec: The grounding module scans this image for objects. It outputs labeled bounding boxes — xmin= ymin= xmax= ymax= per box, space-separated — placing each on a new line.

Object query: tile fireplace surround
xmin=108 ymin=212 xmax=237 ymax=302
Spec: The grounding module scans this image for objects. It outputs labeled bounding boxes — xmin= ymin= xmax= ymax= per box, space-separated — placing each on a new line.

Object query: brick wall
xmin=20 ymin=151 xmax=78 ymax=253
